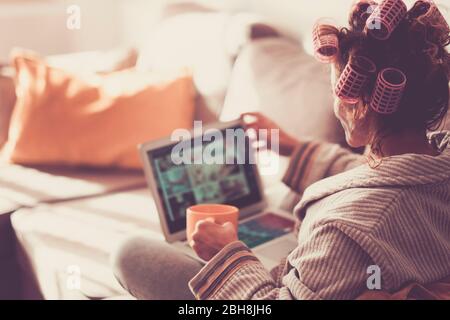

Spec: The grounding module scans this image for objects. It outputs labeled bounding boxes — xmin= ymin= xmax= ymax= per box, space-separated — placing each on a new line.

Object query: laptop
xmin=139 ymin=120 xmax=297 ymax=269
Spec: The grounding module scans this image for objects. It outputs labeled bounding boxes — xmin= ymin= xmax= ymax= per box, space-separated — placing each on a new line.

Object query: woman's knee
xmin=111 ymin=235 xmax=202 ymax=300
xmin=111 ymin=236 xmax=161 ymax=292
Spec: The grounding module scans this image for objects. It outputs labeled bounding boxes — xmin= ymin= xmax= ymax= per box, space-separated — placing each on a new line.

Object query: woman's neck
xmin=370 ymin=130 xmax=439 ymax=159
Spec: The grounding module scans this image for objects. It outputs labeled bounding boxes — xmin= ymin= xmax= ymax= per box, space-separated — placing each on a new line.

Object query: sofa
xmin=0 ymin=2 xmax=345 ymax=300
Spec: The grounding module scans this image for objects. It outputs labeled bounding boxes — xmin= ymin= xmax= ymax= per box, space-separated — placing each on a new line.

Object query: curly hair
xmin=334 ymin=0 xmax=450 ymax=156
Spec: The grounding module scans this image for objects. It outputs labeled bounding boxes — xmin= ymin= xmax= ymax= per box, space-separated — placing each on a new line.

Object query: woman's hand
xmin=190 ymin=218 xmax=238 ymax=261
xmin=240 ymin=112 xmax=300 ymax=157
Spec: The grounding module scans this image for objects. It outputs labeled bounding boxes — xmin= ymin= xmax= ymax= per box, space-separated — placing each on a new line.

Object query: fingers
xmin=194 ymin=219 xmax=213 ymax=230
xmin=222 ymin=222 xmax=238 ymax=240
xmin=190 ymin=220 xmax=239 ymax=261
xmin=194 ymin=219 xmax=216 ymax=235
xmin=241 ymin=111 xmax=262 ymax=119
xmin=190 ymin=225 xmax=219 ymax=261
xmin=192 ymin=219 xmax=218 ymax=243
xmin=191 ymin=220 xmax=230 ymax=249
xmin=241 ymin=112 xmax=262 ymax=126
xmin=240 ymin=112 xmax=275 ymax=135
xmin=222 ymin=221 xmax=235 ymax=231
xmin=245 ymin=123 xmax=260 ymax=133
xmin=240 ymin=112 xmax=274 ymax=145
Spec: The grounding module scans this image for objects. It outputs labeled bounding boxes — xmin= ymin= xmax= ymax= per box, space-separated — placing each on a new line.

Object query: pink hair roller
xmin=349 ymin=0 xmax=379 ymax=31
xmin=313 ymin=21 xmax=339 ymax=63
xmin=415 ymin=0 xmax=450 ymax=34
xmin=335 ymin=55 xmax=377 ymax=104
xmin=352 ymin=0 xmax=379 ymax=21
xmin=370 ymin=68 xmax=407 ymax=114
xmin=366 ymin=0 xmax=407 ymax=40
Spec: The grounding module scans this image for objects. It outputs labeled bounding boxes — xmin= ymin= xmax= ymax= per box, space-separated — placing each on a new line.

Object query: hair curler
xmin=335 ymin=55 xmax=377 ymax=104
xmin=351 ymin=0 xmax=379 ymax=23
xmin=370 ymin=68 xmax=407 ymax=114
xmin=313 ymin=20 xmax=340 ymax=63
xmin=366 ymin=0 xmax=407 ymax=40
xmin=349 ymin=0 xmax=379 ymax=31
xmin=414 ymin=0 xmax=450 ymax=34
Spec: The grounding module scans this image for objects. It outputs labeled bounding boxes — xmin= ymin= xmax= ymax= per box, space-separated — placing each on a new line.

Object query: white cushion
xmin=137 ymin=8 xmax=279 ymax=122
xmin=137 ymin=12 xmax=234 ymax=120
xmin=221 ymin=37 xmax=344 ymax=144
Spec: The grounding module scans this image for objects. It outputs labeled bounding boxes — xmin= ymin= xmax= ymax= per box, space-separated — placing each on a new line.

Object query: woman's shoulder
xmin=295 ymin=137 xmax=450 ymax=221
xmin=304 ymin=182 xmax=450 ymax=245
xmin=303 ymin=187 xmax=405 ymax=232
xmin=303 ymin=184 xmax=450 ymax=286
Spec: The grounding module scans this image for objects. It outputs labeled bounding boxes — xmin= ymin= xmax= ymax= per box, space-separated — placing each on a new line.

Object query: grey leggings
xmin=111 ymin=236 xmax=203 ymax=300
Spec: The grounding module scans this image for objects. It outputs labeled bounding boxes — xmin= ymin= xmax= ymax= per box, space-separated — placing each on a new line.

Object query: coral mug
xmin=186 ymin=204 xmax=239 ymax=243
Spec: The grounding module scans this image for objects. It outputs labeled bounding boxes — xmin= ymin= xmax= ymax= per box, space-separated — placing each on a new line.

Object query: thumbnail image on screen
xmin=154 ymin=156 xmax=250 ymax=222
xmin=149 ymin=127 xmax=262 ymax=233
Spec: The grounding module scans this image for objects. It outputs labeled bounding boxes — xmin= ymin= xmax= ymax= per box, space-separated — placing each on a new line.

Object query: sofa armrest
xmin=0 ymin=67 xmax=16 ymax=148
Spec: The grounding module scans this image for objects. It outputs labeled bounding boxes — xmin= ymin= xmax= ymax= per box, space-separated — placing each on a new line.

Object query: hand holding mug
xmin=190 ymin=218 xmax=238 ymax=261
xmin=187 ymin=204 xmax=239 ymax=261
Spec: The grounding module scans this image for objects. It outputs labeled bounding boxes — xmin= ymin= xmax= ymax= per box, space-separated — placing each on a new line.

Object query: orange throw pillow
xmin=3 ymin=55 xmax=195 ymax=169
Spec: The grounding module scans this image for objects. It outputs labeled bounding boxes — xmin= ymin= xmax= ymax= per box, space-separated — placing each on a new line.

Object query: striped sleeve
xmin=283 ymin=141 xmax=365 ymax=195
xmin=189 ymin=224 xmax=374 ymax=300
xmin=188 ymin=241 xmax=260 ymax=300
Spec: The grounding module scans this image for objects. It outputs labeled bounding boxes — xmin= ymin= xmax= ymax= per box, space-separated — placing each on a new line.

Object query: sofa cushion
xmin=221 ymin=37 xmax=345 ymax=145
xmin=0 ymin=164 xmax=146 ymax=211
xmin=45 ymin=47 xmax=138 ymax=76
xmin=137 ymin=11 xmax=234 ymax=121
xmin=138 ymin=5 xmax=281 ymax=123
xmin=0 ymin=48 xmax=139 ymax=151
xmin=3 ymin=54 xmax=195 ymax=169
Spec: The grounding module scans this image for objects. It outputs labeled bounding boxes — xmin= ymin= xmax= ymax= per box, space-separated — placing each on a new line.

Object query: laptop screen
xmin=147 ymin=125 xmax=263 ymax=234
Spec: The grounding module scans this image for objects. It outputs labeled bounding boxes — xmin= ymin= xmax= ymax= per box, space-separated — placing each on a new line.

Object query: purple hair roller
xmin=370 ymin=68 xmax=407 ymax=114
xmin=313 ymin=21 xmax=339 ymax=63
xmin=335 ymin=55 xmax=377 ymax=104
xmin=366 ymin=0 xmax=407 ymax=40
